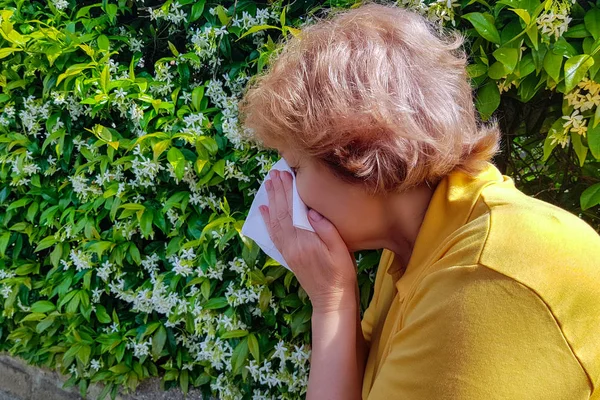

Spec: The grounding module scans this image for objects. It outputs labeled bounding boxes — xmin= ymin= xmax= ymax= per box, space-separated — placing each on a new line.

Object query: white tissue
xmin=241 ymin=158 xmax=315 ymax=271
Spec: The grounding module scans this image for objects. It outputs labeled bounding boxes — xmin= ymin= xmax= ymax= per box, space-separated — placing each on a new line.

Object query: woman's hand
xmin=259 ymin=169 xmax=358 ymax=313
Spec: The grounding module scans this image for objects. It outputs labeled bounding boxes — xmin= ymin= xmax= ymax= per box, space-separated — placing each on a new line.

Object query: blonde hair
xmin=238 ymin=1 xmax=501 ymax=194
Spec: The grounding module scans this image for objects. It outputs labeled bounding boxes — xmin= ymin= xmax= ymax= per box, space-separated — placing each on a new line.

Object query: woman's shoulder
xmin=476 ymin=180 xmax=600 ymax=278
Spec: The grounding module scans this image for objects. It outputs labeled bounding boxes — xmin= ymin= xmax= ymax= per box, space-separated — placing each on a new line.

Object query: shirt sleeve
xmin=361 ymin=250 xmax=394 ymax=345
xmin=366 ymin=264 xmax=592 ymax=400
xmin=361 ymin=297 xmax=377 ymax=345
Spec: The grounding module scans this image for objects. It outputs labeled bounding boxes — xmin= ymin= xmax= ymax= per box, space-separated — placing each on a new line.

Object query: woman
xmin=238 ymin=2 xmax=600 ymax=399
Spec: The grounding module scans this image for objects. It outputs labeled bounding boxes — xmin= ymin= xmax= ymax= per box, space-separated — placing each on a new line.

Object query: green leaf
xmin=570 ymin=132 xmax=588 ymax=166
xmin=97 ymin=35 xmax=110 ymax=51
xmin=129 ymin=244 xmax=141 ymax=265
xmin=213 ymin=159 xmax=225 ymax=178
xmin=95 ymin=304 xmax=111 ymax=324
xmin=511 ymin=8 xmax=530 ymax=25
xmin=190 ymin=0 xmax=206 ymax=22
xmin=259 ymin=287 xmax=271 ymax=312
xmin=191 ymin=85 xmax=204 ymax=112
xmin=247 ymin=333 xmax=260 ymax=362
xmin=50 ymin=244 xmax=62 ymax=268
xmin=493 ymin=47 xmax=519 ymax=73
xmin=488 ymin=61 xmax=508 ymax=79
xmin=215 ymin=5 xmax=230 ymax=25
xmin=167 ymin=147 xmax=186 ymax=181
xmin=0 ymin=47 xmax=21 ymax=59
xmin=584 ymin=9 xmax=600 ymax=41
xmin=85 ymin=241 xmax=115 ymax=257
xmin=0 ymin=232 xmax=11 ymax=258
xmin=588 ymin=114 xmax=600 ymax=159
xmin=221 ymin=330 xmax=248 ymax=339
xmin=237 ymin=25 xmax=282 ymax=41
xmin=30 ymin=300 xmax=56 ymax=313
xmin=466 ymin=63 xmax=487 ymax=78
xmin=164 ymin=369 xmax=179 ymax=381
xmin=56 ymin=63 xmax=93 ymax=85
xmin=180 ymin=369 xmax=189 ymax=394
xmin=543 ymin=118 xmax=565 ymax=161
xmin=201 ymin=279 xmax=211 ymax=300
xmin=475 ymin=80 xmax=500 ymax=120
xmin=34 ymin=236 xmax=58 ymax=252
xmin=140 ymin=209 xmax=153 ymax=239
xmin=105 ymin=3 xmax=118 ymax=24
xmin=526 ymin=24 xmax=538 ymax=50
xmin=109 ymin=363 xmax=130 ymax=374
xmin=564 ymin=24 xmax=591 ymax=39
xmin=7 ymin=197 xmax=31 ymax=211
xmin=101 ymin=64 xmax=110 ymax=93
xmin=152 ymin=325 xmax=167 ymax=359
xmin=231 ymin=338 xmax=249 ymax=375
xmin=518 ymin=73 xmax=542 ymax=102
xmin=20 ymin=312 xmax=47 ymax=322
xmin=543 ymin=50 xmax=563 ymax=83
xmin=77 ymin=344 xmax=92 ymax=365
xmin=581 ymin=183 xmax=600 ymax=210
xmin=462 ymin=12 xmax=501 ymax=44
xmin=197 ymin=136 xmax=218 ymax=155
xmin=153 ymin=139 xmax=171 ymax=160
xmin=168 ymin=41 xmax=179 ymax=56
xmin=64 ymin=343 xmax=81 ymax=361
xmin=203 ymin=297 xmax=229 ymax=309
xmin=564 ymin=54 xmax=595 ymax=93
xmin=36 ymin=316 xmax=56 ymax=333
xmin=518 ymin=53 xmax=536 ymax=77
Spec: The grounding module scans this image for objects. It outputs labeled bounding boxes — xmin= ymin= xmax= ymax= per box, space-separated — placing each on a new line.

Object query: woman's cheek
xmin=296 ymin=179 xmax=324 ymax=216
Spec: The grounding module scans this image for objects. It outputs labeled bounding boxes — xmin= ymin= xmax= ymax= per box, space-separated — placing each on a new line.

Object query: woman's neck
xmin=381 ymin=182 xmax=436 ymax=267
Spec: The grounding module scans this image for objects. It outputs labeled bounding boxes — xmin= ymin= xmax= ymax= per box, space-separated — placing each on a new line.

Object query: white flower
xmin=69 ymin=249 xmax=93 ymax=272
xmin=130 ymin=37 xmax=144 ymax=52
xmin=181 ymin=248 xmax=196 ymax=260
xmin=1 ymin=284 xmax=13 ymax=299
xmin=91 ymin=288 xmax=104 ymax=302
xmin=272 ymin=340 xmax=288 ymax=361
xmin=172 ymin=257 xmax=193 ymax=277
xmin=90 ymin=359 xmax=102 ymax=371
xmin=536 ymin=1 xmax=573 ymax=41
xmin=52 ymin=0 xmax=69 ymax=11
xmin=562 ymin=109 xmax=587 ymax=137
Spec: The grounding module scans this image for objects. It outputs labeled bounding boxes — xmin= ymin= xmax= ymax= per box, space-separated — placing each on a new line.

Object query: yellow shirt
xmin=360 ymin=161 xmax=600 ymax=399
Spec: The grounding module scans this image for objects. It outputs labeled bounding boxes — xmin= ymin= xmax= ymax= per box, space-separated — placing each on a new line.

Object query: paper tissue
xmin=241 ymin=158 xmax=315 ymax=271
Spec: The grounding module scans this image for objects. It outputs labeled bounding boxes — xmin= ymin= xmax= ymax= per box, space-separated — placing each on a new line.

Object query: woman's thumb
xmin=309 ymin=209 xmax=342 ymax=250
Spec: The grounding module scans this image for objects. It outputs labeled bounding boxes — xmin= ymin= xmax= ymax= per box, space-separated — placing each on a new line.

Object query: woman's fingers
xmin=270 ymin=170 xmax=291 ymax=225
xmin=308 ymin=209 xmax=345 ymax=253
xmin=281 ymin=171 xmax=294 ymax=212
xmin=265 ymin=170 xmax=295 ymax=246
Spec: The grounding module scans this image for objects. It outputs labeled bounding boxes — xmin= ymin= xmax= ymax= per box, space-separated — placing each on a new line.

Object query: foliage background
xmin=0 ymin=0 xmax=598 ymax=399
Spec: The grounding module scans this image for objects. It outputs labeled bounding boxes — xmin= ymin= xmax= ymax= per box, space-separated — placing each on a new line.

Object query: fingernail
xmin=309 ymin=209 xmax=323 ymax=221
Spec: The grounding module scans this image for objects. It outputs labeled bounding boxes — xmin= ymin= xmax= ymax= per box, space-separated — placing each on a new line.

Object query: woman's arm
xmin=259 ymin=171 xmax=365 ymax=398
xmin=306 ymin=290 xmax=362 ymax=400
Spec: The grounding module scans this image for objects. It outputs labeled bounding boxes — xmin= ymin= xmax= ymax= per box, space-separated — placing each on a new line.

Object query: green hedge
xmin=0 ymin=0 xmax=598 ymax=399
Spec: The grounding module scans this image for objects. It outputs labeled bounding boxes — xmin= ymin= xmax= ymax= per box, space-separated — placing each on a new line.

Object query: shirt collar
xmin=386 ymin=161 xmax=509 ymax=295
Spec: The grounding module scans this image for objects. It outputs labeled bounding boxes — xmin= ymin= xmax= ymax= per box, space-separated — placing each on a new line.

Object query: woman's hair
xmin=237 ymin=1 xmax=501 ymax=195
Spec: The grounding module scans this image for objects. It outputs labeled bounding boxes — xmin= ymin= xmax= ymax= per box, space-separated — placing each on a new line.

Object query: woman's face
xmin=279 ymin=148 xmax=384 ymax=252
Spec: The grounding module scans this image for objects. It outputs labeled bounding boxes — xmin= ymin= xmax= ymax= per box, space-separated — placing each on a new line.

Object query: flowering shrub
xmin=0 ymin=0 xmax=598 ymax=399
xmin=456 ymin=0 xmax=600 ymax=226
